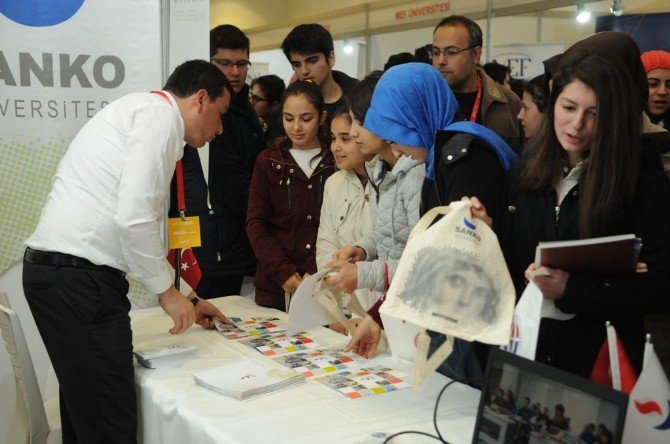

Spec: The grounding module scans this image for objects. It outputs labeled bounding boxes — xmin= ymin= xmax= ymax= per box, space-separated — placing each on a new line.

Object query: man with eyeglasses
xmin=432 ymin=15 xmax=521 ymax=151
xmin=265 ymin=23 xmax=358 ymax=141
xmin=169 ymin=24 xmax=266 ymax=300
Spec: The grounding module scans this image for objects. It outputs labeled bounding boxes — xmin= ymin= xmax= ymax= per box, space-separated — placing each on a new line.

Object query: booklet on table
xmin=192 ymin=359 xmax=305 ymax=400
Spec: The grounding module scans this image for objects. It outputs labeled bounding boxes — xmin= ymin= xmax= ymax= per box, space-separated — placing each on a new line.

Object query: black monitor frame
xmin=472 ymin=349 xmax=629 ymax=444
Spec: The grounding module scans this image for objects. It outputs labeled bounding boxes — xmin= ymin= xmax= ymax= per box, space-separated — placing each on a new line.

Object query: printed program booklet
xmin=272 ymin=348 xmax=368 ymax=378
xmin=215 ymin=316 xmax=285 ymax=340
xmin=239 ymin=332 xmax=320 ymax=357
xmin=134 ymin=344 xmax=197 ymax=369
xmin=313 ymin=366 xmax=410 ymax=399
xmin=535 ymin=234 xmax=641 ymax=275
xmin=192 ymin=359 xmax=305 ymax=400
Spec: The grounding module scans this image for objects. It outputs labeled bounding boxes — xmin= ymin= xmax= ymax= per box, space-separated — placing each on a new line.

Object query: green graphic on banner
xmin=0 ymin=136 xmax=155 ymax=307
xmin=0 ymin=136 xmax=67 ymax=272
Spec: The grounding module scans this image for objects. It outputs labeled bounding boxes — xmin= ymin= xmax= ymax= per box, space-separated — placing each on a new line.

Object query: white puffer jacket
xmin=316 ymin=168 xmax=377 ymax=309
xmin=356 ymin=155 xmax=424 ymax=292
xmin=316 ymin=169 xmax=372 ymax=269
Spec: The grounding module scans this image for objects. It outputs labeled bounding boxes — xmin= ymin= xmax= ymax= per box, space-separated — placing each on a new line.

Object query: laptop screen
xmin=472 ymin=349 xmax=628 ymax=444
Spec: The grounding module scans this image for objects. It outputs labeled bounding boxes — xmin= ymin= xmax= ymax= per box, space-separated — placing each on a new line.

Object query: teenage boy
xmin=266 ymin=23 xmax=358 ymax=141
xmin=171 ymin=24 xmax=266 ymax=299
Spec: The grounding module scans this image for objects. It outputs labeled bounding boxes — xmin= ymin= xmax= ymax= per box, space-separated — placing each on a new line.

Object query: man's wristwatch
xmin=190 ymin=295 xmax=201 ymax=306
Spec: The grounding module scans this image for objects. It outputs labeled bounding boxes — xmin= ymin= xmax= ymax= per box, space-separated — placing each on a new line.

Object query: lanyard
xmin=151 ymin=90 xmax=185 ymax=290
xmin=469 ymin=77 xmax=483 ymax=123
xmin=151 ymin=90 xmax=186 ymax=220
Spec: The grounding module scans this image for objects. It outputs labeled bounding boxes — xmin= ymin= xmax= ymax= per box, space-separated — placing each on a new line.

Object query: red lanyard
xmin=469 ymin=77 xmax=483 ymax=123
xmin=151 ymin=90 xmax=186 ymax=219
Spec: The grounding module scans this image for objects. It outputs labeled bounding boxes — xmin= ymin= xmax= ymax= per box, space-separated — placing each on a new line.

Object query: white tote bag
xmin=380 ymin=201 xmax=516 ymax=385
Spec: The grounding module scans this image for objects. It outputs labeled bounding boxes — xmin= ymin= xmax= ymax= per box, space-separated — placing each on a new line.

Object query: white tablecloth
xmin=131 ymin=296 xmax=480 ymax=444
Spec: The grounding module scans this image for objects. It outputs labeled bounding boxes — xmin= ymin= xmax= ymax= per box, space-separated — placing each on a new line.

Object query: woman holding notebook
xmin=471 ymin=51 xmax=670 ymax=378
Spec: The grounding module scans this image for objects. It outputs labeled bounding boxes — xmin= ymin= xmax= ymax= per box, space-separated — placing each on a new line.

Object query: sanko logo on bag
xmin=455 ymin=217 xmax=481 ymax=242
xmin=0 ymin=0 xmax=85 ymax=27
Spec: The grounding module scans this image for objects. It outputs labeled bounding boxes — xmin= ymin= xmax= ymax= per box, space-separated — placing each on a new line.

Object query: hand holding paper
xmin=332 ymin=245 xmax=365 ymax=262
xmin=281 ymin=272 xmax=302 ymax=294
xmin=525 ymin=264 xmax=575 ymax=321
xmin=194 ymin=299 xmax=230 ymax=329
xmin=525 ymin=263 xmax=569 ymax=300
xmin=322 ymin=260 xmax=358 ymax=293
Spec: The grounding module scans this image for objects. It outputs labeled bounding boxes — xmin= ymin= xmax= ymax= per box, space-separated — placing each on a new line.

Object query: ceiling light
xmin=343 ymin=40 xmax=353 ymax=54
xmin=576 ymin=4 xmax=591 ymax=23
xmin=610 ymin=0 xmax=624 ymax=17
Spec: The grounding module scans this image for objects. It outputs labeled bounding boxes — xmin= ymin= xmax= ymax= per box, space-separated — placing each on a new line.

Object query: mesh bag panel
xmin=381 ymin=201 xmax=515 ymax=345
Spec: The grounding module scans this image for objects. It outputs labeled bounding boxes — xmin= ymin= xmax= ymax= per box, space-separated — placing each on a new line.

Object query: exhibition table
xmin=131 ymin=296 xmax=480 ymax=443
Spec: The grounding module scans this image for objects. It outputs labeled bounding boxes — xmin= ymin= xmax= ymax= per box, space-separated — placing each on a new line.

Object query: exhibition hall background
xmin=1 ymin=0 xmax=669 ymax=441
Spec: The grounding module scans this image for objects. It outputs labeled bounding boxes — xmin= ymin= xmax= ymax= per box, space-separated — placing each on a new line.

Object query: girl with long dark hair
xmin=476 ymin=52 xmax=670 ymax=377
xmin=246 ymin=81 xmax=334 ymax=310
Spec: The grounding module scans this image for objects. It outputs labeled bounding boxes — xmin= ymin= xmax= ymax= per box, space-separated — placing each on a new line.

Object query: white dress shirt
xmin=26 ymin=91 xmax=192 ymax=296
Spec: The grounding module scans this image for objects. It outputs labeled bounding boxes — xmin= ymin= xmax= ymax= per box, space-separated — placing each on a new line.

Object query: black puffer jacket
xmin=421 ymin=131 xmax=509 ymax=387
xmin=170 ymin=84 xmax=266 ymax=278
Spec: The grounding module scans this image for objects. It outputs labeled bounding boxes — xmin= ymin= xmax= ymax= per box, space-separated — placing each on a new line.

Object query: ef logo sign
xmin=0 ymin=0 xmax=85 ymax=27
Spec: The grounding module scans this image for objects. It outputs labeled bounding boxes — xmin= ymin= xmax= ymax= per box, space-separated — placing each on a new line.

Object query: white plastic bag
xmin=501 ymin=281 xmax=543 ymax=360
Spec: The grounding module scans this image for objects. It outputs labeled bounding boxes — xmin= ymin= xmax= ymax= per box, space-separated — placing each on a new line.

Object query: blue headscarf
xmin=363 ymin=63 xmax=518 ymax=180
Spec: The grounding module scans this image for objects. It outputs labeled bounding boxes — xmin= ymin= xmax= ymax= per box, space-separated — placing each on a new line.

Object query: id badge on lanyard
xmin=151 ymin=90 xmax=202 ymax=249
xmin=167 ymin=157 xmax=201 ymax=249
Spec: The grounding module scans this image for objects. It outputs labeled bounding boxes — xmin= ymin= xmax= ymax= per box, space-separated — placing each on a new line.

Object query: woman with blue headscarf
xmin=326 ymin=63 xmax=517 ymax=378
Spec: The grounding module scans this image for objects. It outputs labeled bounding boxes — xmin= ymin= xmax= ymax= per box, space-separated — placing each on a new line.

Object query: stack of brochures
xmin=134 ymin=344 xmax=197 ymax=369
xmin=192 ymin=359 xmax=306 ymax=400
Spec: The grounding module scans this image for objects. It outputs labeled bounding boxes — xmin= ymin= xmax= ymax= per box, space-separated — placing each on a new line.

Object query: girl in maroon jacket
xmin=246 ymin=81 xmax=335 ymax=310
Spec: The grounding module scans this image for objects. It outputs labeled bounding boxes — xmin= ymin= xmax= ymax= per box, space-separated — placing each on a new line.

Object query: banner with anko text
xmin=0 ymin=0 xmax=161 ymax=305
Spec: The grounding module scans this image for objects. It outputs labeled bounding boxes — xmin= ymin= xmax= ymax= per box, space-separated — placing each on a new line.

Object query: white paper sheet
xmin=286 ymin=269 xmax=336 ymax=335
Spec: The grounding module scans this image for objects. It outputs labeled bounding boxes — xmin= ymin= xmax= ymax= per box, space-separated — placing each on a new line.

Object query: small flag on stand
xmin=590 ymin=321 xmax=637 ymax=394
xmin=621 ymin=335 xmax=670 ymax=443
xmin=167 ymin=247 xmax=202 ymax=290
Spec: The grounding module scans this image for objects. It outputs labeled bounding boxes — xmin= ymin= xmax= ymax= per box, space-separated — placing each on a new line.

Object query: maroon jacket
xmin=246 ymin=145 xmax=334 ymax=310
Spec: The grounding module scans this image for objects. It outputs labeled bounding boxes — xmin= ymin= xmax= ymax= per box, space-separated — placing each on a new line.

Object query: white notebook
xmin=192 ymin=359 xmax=305 ymax=400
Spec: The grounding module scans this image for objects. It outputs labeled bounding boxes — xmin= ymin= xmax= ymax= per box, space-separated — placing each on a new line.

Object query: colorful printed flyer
xmin=272 ymin=349 xmax=366 ymax=377
xmin=239 ymin=333 xmax=320 ymax=357
xmin=314 ymin=366 xmax=410 ymax=399
xmin=216 ymin=316 xmax=285 ymax=340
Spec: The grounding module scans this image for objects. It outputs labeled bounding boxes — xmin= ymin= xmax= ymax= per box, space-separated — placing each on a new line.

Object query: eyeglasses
xmin=249 ymin=94 xmax=268 ymax=105
xmin=430 ymin=46 xmax=476 ymax=58
xmin=210 ymin=57 xmax=251 ymax=69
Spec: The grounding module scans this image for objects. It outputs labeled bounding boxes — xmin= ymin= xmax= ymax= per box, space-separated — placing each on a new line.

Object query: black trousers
xmin=23 ymin=260 xmax=136 ymax=444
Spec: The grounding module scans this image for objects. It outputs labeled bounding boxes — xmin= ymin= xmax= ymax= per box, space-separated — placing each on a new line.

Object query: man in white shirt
xmin=23 ymin=60 xmax=231 ymax=443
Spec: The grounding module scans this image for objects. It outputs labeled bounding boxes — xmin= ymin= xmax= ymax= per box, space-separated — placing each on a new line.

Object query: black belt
xmin=24 ymin=248 xmax=126 ymax=277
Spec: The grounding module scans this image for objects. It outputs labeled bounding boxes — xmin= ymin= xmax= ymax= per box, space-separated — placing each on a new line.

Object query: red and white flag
xmin=590 ymin=322 xmax=637 ymax=394
xmin=167 ymin=248 xmax=202 ymax=290
xmin=621 ymin=340 xmax=670 ymax=443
